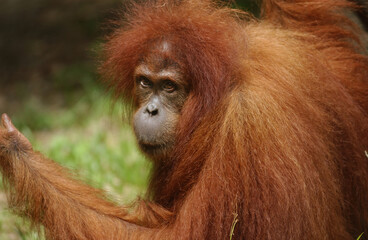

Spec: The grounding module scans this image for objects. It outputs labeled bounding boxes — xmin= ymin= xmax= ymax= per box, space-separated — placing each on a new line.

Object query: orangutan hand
xmin=0 ymin=113 xmax=33 ymax=157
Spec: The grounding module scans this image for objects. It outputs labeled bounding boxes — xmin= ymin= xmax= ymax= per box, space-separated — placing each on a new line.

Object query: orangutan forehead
xmin=153 ymin=40 xmax=171 ymax=53
xmin=145 ymin=39 xmax=173 ymax=55
xmin=138 ymin=40 xmax=182 ymax=73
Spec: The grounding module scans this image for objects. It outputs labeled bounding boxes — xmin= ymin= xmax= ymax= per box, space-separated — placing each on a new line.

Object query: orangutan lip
xmin=139 ymin=142 xmax=165 ymax=152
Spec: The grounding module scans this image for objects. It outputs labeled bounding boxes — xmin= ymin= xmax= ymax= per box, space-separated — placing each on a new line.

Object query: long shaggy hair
xmin=0 ymin=0 xmax=367 ymax=239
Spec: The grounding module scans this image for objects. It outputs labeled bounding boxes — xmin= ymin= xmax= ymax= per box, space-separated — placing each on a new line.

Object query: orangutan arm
xmin=0 ymin=114 xmax=141 ymax=239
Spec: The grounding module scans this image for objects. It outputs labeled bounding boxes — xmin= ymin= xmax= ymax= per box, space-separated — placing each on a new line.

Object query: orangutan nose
xmin=146 ymin=103 xmax=159 ymax=116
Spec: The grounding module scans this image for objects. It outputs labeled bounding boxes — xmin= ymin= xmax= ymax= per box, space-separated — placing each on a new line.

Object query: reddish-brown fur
xmin=0 ymin=0 xmax=368 ymax=239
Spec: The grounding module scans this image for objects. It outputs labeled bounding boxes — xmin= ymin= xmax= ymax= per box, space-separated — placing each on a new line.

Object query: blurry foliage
xmin=12 ymin=63 xmax=100 ymax=131
xmin=0 ymin=0 xmax=121 ymax=83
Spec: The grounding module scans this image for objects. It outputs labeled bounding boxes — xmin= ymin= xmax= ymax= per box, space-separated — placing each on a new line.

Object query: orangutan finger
xmin=1 ymin=114 xmax=16 ymax=132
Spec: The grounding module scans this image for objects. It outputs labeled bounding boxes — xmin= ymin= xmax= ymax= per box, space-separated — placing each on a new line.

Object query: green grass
xmin=357 ymin=233 xmax=364 ymax=240
xmin=0 ymin=63 xmax=149 ymax=240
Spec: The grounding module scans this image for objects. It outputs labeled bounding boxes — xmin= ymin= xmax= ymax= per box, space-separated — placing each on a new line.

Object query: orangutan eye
xmin=162 ymin=80 xmax=177 ymax=93
xmin=137 ymin=76 xmax=152 ymax=88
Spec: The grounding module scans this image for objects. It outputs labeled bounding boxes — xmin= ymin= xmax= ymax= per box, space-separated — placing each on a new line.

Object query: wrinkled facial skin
xmin=133 ymin=41 xmax=188 ymax=160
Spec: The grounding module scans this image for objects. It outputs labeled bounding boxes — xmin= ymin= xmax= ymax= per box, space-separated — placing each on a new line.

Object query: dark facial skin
xmin=133 ymin=41 xmax=188 ymax=160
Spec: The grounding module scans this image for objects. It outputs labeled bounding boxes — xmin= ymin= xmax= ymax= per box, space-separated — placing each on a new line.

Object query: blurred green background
xmin=0 ymin=0 xmax=255 ymax=239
